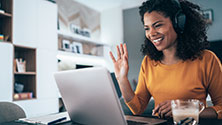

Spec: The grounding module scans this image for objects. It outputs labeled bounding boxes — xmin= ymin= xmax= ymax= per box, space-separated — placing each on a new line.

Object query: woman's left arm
xmin=200 ymin=107 xmax=218 ymax=119
xmin=204 ymin=51 xmax=222 ymax=119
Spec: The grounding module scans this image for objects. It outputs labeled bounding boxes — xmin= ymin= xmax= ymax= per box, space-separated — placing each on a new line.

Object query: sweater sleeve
xmin=126 ymin=56 xmax=151 ymax=115
xmin=205 ymin=51 xmax=222 ymax=119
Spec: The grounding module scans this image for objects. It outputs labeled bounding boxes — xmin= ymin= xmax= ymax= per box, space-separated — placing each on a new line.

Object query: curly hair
xmin=139 ymin=0 xmax=209 ymax=61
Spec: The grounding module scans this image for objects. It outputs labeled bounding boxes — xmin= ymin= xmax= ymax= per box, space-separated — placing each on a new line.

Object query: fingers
xmin=152 ymin=105 xmax=160 ymax=116
xmin=110 ymin=43 xmax=128 ymax=62
xmin=123 ymin=43 xmax=128 ymax=59
xmin=117 ymin=45 xmax=121 ymax=60
xmin=120 ymin=44 xmax=124 ymax=55
xmin=165 ymin=110 xmax=172 ymax=118
xmin=109 ymin=51 xmax=116 ymax=63
xmin=159 ymin=104 xmax=171 ymax=118
xmin=154 ymin=101 xmax=172 ymax=118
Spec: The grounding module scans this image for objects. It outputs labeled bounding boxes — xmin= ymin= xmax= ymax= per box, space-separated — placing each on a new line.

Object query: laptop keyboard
xmin=127 ymin=120 xmax=147 ymax=125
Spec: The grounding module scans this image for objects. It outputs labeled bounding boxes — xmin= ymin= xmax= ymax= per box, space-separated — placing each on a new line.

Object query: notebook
xmin=54 ymin=67 xmax=166 ymax=125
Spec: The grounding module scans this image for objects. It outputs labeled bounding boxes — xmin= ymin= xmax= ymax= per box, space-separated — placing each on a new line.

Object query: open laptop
xmin=54 ymin=67 xmax=166 ymax=125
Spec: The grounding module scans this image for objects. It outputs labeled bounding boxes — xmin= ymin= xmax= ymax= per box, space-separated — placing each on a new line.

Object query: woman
xmin=109 ymin=0 xmax=222 ymax=119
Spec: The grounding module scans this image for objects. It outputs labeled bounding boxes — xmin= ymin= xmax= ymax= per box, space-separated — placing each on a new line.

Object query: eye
xmin=154 ymin=24 xmax=163 ymax=28
xmin=144 ymin=27 xmax=150 ymax=31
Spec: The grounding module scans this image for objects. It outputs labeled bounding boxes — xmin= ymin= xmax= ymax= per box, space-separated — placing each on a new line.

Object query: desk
xmin=166 ymin=118 xmax=222 ymax=125
xmin=2 ymin=117 xmax=222 ymax=125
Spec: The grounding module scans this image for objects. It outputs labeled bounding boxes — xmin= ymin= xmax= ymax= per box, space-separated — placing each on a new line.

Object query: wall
xmin=123 ymin=0 xmax=222 ymax=89
xmin=100 ymin=5 xmax=124 ymax=72
xmin=189 ymin=0 xmax=222 ymax=41
xmin=123 ymin=8 xmax=144 ymax=89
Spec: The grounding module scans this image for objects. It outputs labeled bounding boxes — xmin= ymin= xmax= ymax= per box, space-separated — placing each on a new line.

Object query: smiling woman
xmin=109 ymin=0 xmax=222 ymax=120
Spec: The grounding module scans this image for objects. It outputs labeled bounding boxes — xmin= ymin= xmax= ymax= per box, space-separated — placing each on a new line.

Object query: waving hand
xmin=109 ymin=43 xmax=129 ymax=80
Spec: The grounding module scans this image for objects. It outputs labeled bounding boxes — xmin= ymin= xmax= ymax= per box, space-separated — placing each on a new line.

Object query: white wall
xmin=100 ymin=5 xmax=124 ymax=72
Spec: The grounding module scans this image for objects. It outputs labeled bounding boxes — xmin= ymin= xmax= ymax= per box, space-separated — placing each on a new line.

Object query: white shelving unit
xmin=11 ymin=0 xmax=59 ymax=117
xmin=57 ymin=29 xmax=111 ymax=68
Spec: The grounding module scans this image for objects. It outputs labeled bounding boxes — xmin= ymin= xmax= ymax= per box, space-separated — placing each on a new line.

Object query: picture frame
xmin=72 ymin=42 xmax=83 ymax=54
xmin=62 ymin=39 xmax=71 ymax=52
xmin=70 ymin=43 xmax=76 ymax=53
xmin=202 ymin=9 xmax=213 ymax=24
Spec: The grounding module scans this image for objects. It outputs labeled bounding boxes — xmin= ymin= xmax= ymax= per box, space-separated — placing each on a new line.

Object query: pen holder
xmin=15 ymin=58 xmax=26 ymax=72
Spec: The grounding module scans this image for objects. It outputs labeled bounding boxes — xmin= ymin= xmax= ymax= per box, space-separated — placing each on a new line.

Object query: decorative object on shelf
xmin=0 ymin=34 xmax=3 ymax=42
xmin=70 ymin=24 xmax=81 ymax=34
xmin=202 ymin=9 xmax=213 ymax=24
xmin=70 ymin=23 xmax=91 ymax=38
xmin=4 ymin=35 xmax=9 ymax=41
xmin=72 ymin=42 xmax=83 ymax=54
xmin=82 ymin=28 xmax=91 ymax=38
xmin=62 ymin=39 xmax=71 ymax=52
xmin=13 ymin=92 xmax=33 ymax=100
xmin=14 ymin=83 xmax=24 ymax=93
xmin=15 ymin=58 xmax=26 ymax=72
xmin=70 ymin=43 xmax=76 ymax=53
xmin=0 ymin=2 xmax=5 ymax=13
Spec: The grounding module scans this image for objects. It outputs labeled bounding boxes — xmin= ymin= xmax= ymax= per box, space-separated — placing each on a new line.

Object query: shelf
xmin=57 ymin=50 xmax=107 ymax=67
xmin=0 ymin=0 xmax=13 ymax=43
xmin=58 ymin=30 xmax=108 ymax=46
xmin=14 ymin=98 xmax=36 ymax=101
xmin=0 ymin=40 xmax=12 ymax=43
xmin=13 ymin=45 xmax=36 ymax=101
xmin=0 ymin=12 xmax=12 ymax=18
xmin=57 ymin=50 xmax=105 ymax=59
xmin=14 ymin=72 xmax=36 ymax=75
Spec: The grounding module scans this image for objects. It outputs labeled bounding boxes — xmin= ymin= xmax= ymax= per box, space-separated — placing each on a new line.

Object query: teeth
xmin=153 ymin=38 xmax=162 ymax=43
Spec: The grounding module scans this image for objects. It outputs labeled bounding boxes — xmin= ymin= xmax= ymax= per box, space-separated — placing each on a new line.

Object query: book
xmin=18 ymin=112 xmax=70 ymax=124
xmin=0 ymin=34 xmax=3 ymax=42
xmin=14 ymin=92 xmax=33 ymax=100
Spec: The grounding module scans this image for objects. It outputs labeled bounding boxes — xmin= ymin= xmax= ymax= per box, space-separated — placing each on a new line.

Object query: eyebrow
xmin=144 ymin=20 xmax=164 ymax=27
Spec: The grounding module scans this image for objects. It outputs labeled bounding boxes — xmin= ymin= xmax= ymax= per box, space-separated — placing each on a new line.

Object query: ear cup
xmin=173 ymin=0 xmax=186 ymax=34
xmin=174 ymin=10 xmax=186 ymax=33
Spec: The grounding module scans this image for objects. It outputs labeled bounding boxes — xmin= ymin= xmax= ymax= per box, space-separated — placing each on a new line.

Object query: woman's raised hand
xmin=109 ymin=43 xmax=129 ymax=81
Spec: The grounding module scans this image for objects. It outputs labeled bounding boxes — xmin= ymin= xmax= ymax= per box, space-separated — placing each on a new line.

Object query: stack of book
xmin=14 ymin=92 xmax=33 ymax=100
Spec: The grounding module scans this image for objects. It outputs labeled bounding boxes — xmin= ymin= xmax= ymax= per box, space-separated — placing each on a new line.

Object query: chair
xmin=0 ymin=102 xmax=26 ymax=123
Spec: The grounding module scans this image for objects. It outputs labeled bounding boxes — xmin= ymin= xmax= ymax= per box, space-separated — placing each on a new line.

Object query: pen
xmin=48 ymin=117 xmax=67 ymax=125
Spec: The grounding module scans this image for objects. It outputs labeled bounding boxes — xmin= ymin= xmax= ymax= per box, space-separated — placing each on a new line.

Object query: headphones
xmin=173 ymin=0 xmax=186 ymax=34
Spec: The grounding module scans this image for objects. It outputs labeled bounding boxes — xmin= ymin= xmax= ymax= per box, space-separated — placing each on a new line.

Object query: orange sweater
xmin=126 ymin=50 xmax=222 ymax=119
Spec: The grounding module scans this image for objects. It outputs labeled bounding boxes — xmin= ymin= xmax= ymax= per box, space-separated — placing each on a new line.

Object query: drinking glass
xmin=171 ymin=99 xmax=205 ymax=125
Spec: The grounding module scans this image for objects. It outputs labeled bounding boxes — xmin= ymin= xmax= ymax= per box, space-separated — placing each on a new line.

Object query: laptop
xmin=54 ymin=67 xmax=166 ymax=125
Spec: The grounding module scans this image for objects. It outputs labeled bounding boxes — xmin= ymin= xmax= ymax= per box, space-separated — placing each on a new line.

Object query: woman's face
xmin=143 ymin=11 xmax=178 ymax=52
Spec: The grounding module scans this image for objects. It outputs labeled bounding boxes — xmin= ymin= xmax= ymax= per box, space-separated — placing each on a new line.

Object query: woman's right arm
xmin=109 ymin=43 xmax=135 ymax=102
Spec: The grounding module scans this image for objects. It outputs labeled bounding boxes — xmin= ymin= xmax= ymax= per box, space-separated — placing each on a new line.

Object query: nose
xmin=148 ymin=28 xmax=158 ymax=37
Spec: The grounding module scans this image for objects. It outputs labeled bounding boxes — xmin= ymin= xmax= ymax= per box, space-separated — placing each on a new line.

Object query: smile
xmin=153 ymin=37 xmax=163 ymax=43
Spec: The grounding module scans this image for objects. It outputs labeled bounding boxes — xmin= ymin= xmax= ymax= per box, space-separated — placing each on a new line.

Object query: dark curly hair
xmin=139 ymin=0 xmax=209 ymax=61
